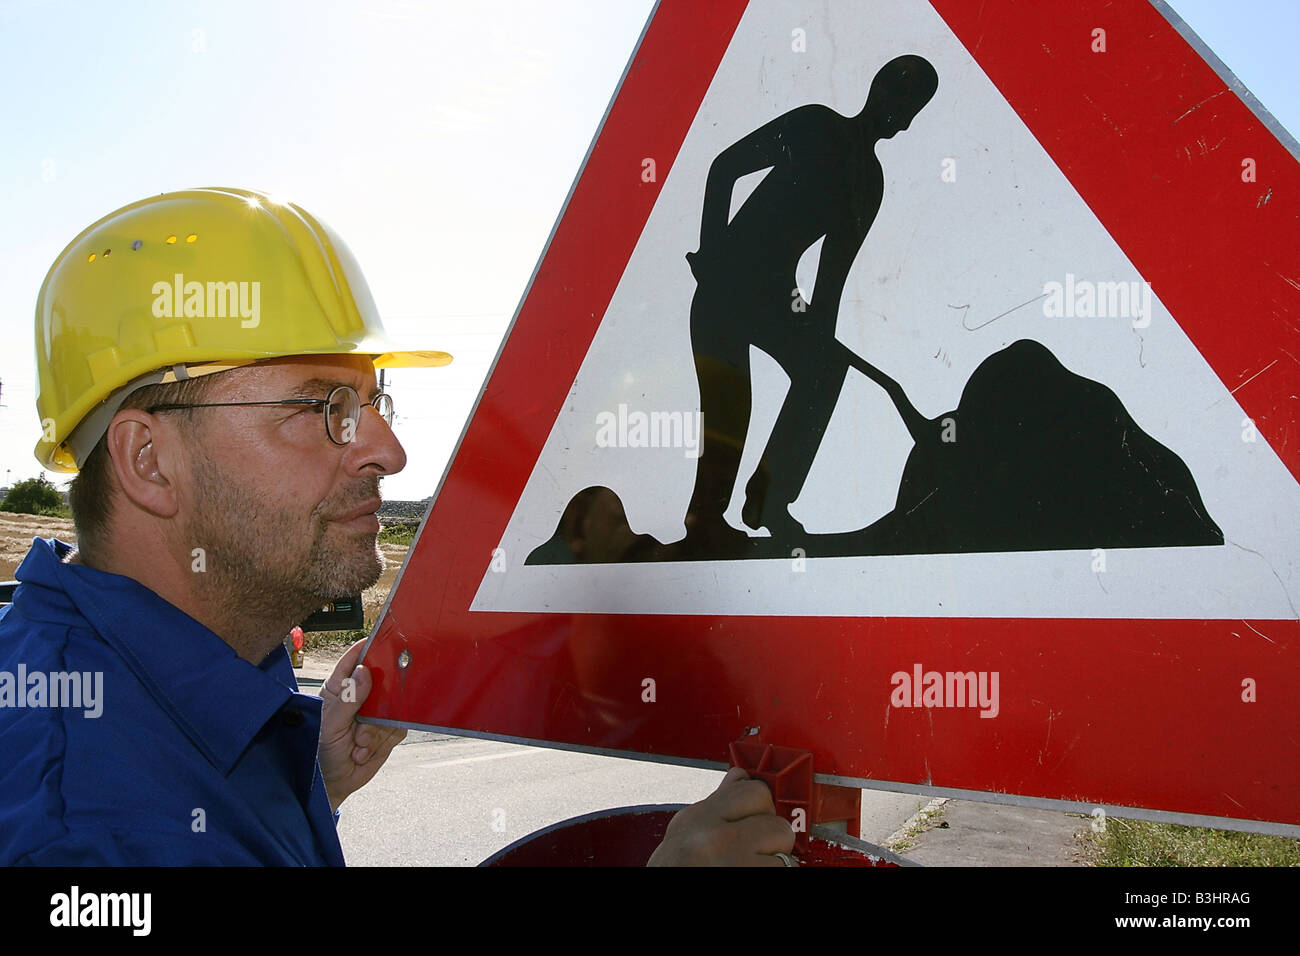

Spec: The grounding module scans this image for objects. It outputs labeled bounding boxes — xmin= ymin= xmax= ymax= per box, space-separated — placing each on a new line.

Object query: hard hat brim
xmin=37 ymin=342 xmax=453 ymax=473
xmin=370 ymin=349 xmax=453 ymax=369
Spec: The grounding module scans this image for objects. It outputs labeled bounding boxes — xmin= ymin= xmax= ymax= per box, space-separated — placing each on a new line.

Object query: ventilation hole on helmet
xmin=103 ymin=248 xmax=111 ymax=257
xmin=186 ymin=234 xmax=197 ymax=243
xmin=87 ymin=253 xmax=96 ymax=262
xmin=166 ymin=235 xmax=177 ymax=244
xmin=131 ymin=240 xmax=143 ymax=251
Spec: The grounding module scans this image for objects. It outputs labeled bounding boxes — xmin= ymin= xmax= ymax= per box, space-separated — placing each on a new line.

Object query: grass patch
xmin=1084 ymin=816 xmax=1300 ymax=866
xmin=378 ymin=522 xmax=417 ymax=546
xmin=885 ymin=799 xmax=949 ymax=852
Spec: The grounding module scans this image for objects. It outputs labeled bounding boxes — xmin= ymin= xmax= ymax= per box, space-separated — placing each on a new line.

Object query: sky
xmin=0 ymin=0 xmax=1296 ymax=502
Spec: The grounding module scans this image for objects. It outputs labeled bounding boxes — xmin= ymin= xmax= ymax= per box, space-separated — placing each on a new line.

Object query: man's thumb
xmin=324 ymin=663 xmax=370 ymax=725
xmin=720 ymin=766 xmax=749 ymax=787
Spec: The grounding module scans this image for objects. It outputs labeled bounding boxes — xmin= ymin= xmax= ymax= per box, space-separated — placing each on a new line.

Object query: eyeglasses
xmin=148 ymin=385 xmax=394 ymax=445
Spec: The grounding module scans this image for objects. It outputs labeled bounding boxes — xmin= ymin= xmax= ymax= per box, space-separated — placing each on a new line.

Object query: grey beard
xmin=183 ymin=448 xmax=385 ymax=657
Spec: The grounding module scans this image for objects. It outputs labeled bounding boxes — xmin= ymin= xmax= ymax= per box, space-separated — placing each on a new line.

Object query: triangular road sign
xmin=363 ymin=0 xmax=1299 ymax=835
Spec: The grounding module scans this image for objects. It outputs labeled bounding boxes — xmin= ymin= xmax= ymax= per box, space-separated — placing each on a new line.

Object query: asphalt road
xmin=336 ymin=731 xmax=928 ymax=866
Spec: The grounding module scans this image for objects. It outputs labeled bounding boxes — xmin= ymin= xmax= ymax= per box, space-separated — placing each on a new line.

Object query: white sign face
xmin=474 ymin=0 xmax=1298 ymax=619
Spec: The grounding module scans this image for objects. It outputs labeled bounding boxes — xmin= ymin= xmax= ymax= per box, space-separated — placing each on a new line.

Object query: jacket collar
xmin=15 ymin=537 xmax=295 ymax=776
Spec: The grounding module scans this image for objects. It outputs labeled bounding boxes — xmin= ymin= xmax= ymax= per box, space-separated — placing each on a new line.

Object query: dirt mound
xmin=364 ymin=543 xmax=409 ymax=623
xmin=0 ymin=513 xmax=77 ymax=580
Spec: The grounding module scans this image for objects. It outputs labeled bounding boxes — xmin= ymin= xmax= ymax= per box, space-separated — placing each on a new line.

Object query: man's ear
xmin=103 ymin=410 xmax=182 ymax=519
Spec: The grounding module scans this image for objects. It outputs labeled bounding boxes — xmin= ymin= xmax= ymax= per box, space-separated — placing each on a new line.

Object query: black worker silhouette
xmin=529 ymin=56 xmax=1222 ymax=567
xmin=687 ymin=54 xmax=940 ymax=544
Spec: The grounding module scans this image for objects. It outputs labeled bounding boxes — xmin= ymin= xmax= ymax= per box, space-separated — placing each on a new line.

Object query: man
xmin=0 ymin=187 xmax=793 ymax=865
xmin=685 ymin=55 xmax=939 ymax=543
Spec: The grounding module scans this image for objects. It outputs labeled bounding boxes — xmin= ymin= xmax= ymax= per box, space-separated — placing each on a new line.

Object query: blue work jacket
xmin=0 ymin=538 xmax=345 ymax=865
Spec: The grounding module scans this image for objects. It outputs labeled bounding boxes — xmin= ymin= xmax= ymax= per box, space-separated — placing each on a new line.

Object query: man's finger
xmin=352 ymin=721 xmax=398 ymax=753
xmin=733 ymin=811 xmax=797 ymax=858
xmin=355 ymin=725 xmax=407 ymax=766
xmin=319 ymin=668 xmax=361 ymax=745
xmin=712 ymin=776 xmax=779 ymax=822
xmin=320 ymin=646 xmax=376 ymax=747
xmin=322 ymin=639 xmax=368 ymax=699
xmin=718 ymin=766 xmax=748 ymax=787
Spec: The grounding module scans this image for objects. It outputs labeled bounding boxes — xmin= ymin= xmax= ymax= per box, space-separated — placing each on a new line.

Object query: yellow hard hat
xmin=34 ymin=186 xmax=452 ymax=473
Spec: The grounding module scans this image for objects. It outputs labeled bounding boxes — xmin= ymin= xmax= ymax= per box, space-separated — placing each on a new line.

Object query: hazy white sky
xmin=0 ymin=0 xmax=1295 ymax=502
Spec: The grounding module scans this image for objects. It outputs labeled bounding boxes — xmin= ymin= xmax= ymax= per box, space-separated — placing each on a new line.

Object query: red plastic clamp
xmin=728 ymin=740 xmax=814 ymax=850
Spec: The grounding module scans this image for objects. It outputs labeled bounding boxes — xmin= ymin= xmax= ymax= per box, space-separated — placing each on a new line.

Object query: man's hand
xmin=647 ymin=767 xmax=796 ymax=866
xmin=318 ymin=639 xmax=407 ymax=812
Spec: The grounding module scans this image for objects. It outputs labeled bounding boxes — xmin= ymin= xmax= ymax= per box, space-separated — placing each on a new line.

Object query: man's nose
xmin=348 ymin=404 xmax=408 ymax=476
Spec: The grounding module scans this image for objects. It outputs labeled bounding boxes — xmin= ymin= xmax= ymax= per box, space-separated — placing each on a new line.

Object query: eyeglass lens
xmin=326 ymin=386 xmax=394 ymax=443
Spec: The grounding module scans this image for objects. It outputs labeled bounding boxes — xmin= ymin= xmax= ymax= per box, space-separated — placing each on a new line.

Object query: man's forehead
xmin=212 ymin=354 xmax=378 ymax=395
